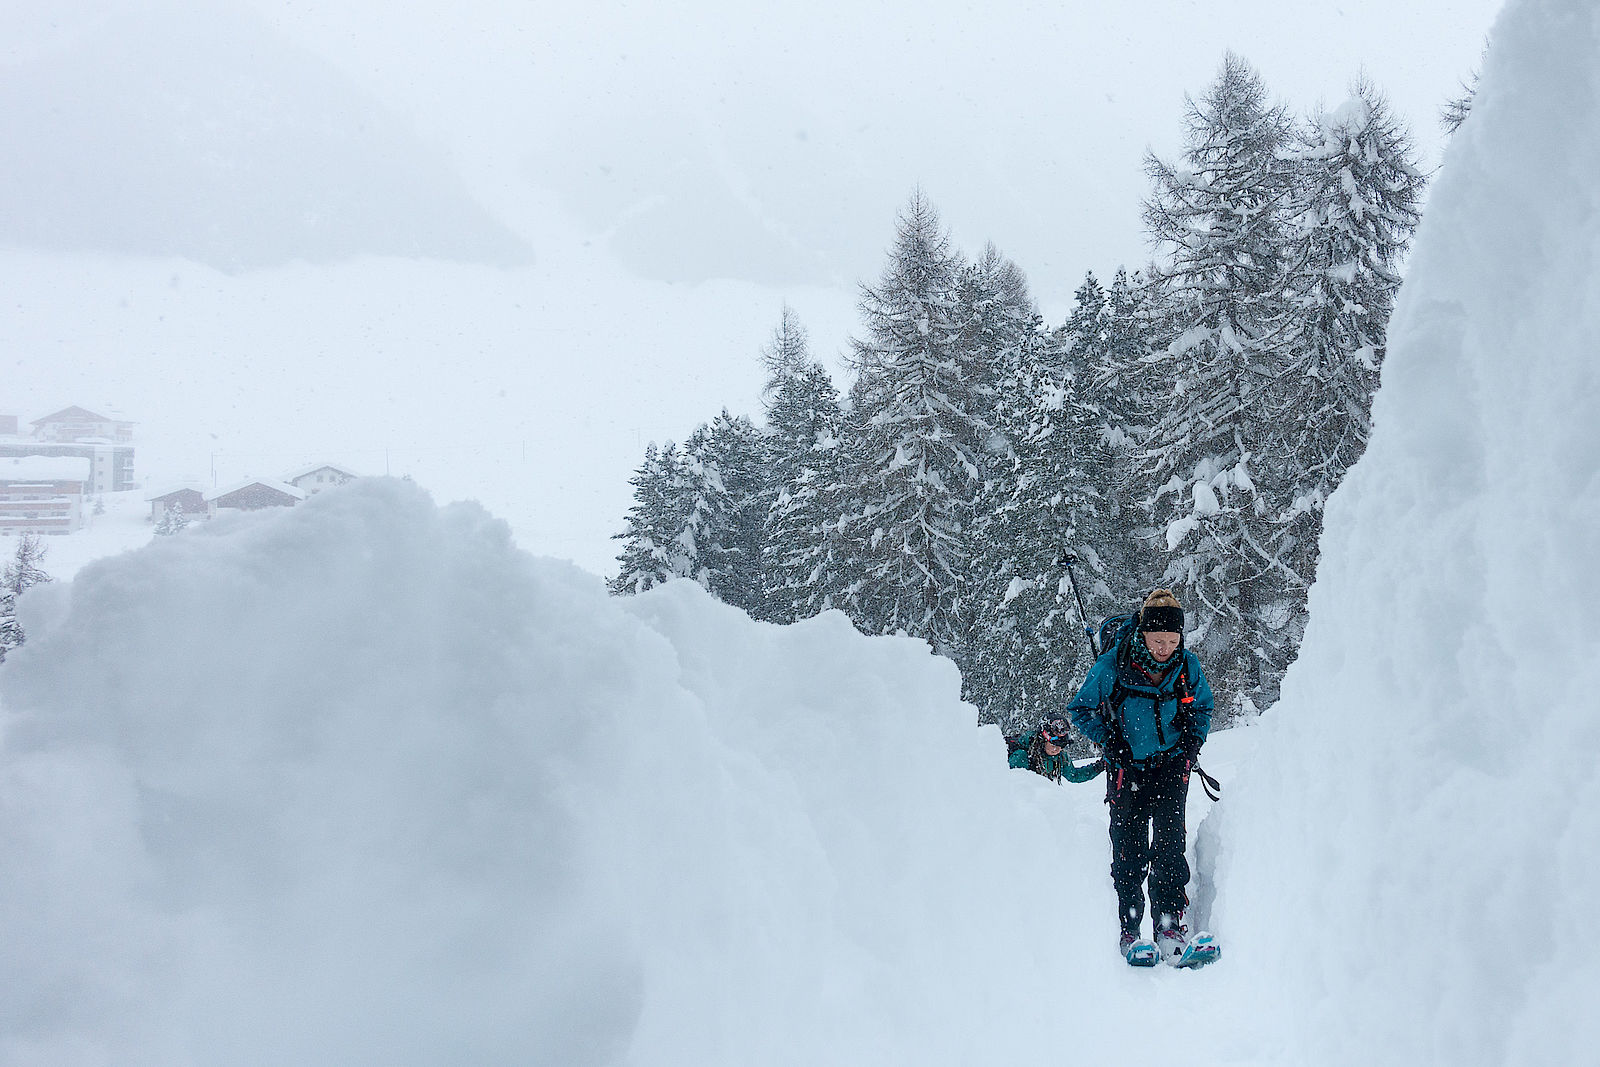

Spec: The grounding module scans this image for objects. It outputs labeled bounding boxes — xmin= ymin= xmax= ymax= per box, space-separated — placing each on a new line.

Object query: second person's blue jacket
xmin=1066 ymin=640 xmax=1214 ymax=763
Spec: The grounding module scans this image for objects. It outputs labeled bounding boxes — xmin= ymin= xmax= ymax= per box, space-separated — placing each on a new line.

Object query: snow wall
xmin=1 ymin=477 xmax=1136 ymax=1065
xmin=3 ymin=0 xmax=1598 ymax=1063
xmin=1202 ymin=0 xmax=1600 ymax=1060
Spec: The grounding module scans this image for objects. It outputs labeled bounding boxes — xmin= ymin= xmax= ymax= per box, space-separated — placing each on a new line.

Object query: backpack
xmin=1004 ymin=731 xmax=1030 ymax=764
xmin=1095 ymin=612 xmax=1139 ymax=659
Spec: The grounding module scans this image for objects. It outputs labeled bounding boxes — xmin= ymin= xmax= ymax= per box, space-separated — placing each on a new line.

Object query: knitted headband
xmin=1138 ymin=589 xmax=1184 ymax=633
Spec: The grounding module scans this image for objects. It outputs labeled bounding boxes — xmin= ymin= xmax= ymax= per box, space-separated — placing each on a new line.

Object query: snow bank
xmin=1206 ymin=0 xmax=1600 ymax=1060
xmin=0 ymin=478 xmax=1133 ymax=1065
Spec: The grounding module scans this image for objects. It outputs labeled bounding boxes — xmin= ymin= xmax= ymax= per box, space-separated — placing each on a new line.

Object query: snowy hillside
xmin=3 ymin=0 xmax=1598 ymax=1062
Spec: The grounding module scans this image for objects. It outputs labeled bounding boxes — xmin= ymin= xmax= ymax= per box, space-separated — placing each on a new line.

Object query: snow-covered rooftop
xmin=282 ymin=461 xmax=359 ymax=482
xmin=0 ymin=456 xmax=93 ymax=483
xmin=144 ymin=484 xmax=206 ymax=502
xmin=204 ymin=477 xmax=306 ymax=502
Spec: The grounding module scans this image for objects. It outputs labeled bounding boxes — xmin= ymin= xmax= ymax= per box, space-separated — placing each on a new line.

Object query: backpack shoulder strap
xmin=1108 ymin=634 xmax=1135 ymax=708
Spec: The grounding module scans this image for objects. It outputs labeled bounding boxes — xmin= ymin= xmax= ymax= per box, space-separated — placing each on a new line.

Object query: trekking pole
xmin=1058 ymin=550 xmax=1100 ymax=659
xmin=1061 ymin=549 xmax=1122 ymax=762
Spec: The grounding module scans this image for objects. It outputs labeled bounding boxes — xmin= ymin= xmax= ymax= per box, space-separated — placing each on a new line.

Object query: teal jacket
xmin=1008 ymin=731 xmax=1106 ymax=783
xmin=1066 ymin=641 xmax=1214 ymax=763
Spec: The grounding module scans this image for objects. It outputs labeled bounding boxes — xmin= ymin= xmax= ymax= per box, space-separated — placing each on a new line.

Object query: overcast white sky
xmin=2 ymin=0 xmax=1504 ymax=573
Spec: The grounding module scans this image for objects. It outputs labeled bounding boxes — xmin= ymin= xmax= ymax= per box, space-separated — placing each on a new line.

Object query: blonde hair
xmin=1143 ymin=588 xmax=1181 ymax=611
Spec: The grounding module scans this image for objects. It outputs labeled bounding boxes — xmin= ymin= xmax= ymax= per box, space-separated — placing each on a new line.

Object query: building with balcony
xmin=0 ymin=456 xmax=91 ymax=535
xmin=0 ymin=406 xmax=135 ymax=494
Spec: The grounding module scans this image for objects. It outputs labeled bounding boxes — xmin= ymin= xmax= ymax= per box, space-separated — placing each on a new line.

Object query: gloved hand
xmin=1178 ymin=735 xmax=1202 ymax=765
xmin=1101 ymin=735 xmax=1135 ymax=768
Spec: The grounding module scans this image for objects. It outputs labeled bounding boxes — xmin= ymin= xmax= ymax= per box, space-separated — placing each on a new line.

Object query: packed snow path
xmin=5 ymin=0 xmax=1600 ymax=1062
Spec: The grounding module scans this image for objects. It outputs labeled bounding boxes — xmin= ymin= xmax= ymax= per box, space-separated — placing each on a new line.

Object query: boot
xmin=1119 ymin=930 xmax=1158 ymax=967
xmin=1153 ymin=912 xmax=1189 ymax=962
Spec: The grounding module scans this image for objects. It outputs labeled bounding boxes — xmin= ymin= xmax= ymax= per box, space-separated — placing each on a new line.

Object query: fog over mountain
xmin=0 ymin=6 xmax=530 ymax=271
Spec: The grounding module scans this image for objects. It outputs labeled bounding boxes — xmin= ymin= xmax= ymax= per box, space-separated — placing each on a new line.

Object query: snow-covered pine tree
xmin=1088 ymin=267 xmax=1167 ymax=608
xmin=761 ymin=311 xmax=850 ymax=623
xmin=964 ymin=345 xmax=1099 ymax=731
xmin=817 ymin=390 xmax=877 ymax=629
xmin=155 ymin=502 xmax=191 ymax=535
xmin=953 ymin=244 xmax=1044 ymax=659
xmin=1 ymin=532 xmax=53 ymax=663
xmin=686 ymin=411 xmax=771 ymax=616
xmin=610 ymin=441 xmax=694 ymax=595
xmin=3 ymin=532 xmax=51 ymax=597
xmin=1441 ymin=75 xmax=1476 ymax=135
xmin=957 ymin=253 xmax=1079 ymax=727
xmin=844 ymin=192 xmax=984 ymax=655
xmin=955 ymin=243 xmax=1035 ymax=464
xmin=0 ymin=592 xmax=18 ymax=664
xmin=1243 ymin=80 xmax=1425 ymax=703
xmin=1102 ymin=268 xmax=1160 ymax=462
xmin=1047 ymin=270 xmax=1146 ymax=613
xmin=1140 ymin=52 xmax=1297 ymax=719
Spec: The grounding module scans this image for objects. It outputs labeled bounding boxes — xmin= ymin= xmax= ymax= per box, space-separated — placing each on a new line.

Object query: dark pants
xmin=1107 ymin=756 xmax=1191 ymax=936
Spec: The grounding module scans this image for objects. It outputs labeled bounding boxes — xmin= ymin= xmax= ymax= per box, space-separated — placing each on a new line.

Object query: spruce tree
xmin=687 ymin=411 xmax=770 ymax=616
xmin=1 ymin=533 xmax=52 ymax=663
xmin=1053 ymin=270 xmax=1143 ymax=610
xmin=964 ymin=343 xmax=1098 ymax=731
xmin=155 ymin=503 xmax=191 ymax=535
xmin=0 ymin=592 xmax=18 ymax=664
xmin=953 ymin=243 xmax=1047 ymax=671
xmin=845 ymin=192 xmax=983 ymax=655
xmin=3 ymin=532 xmax=51 ymax=597
xmin=818 ymin=394 xmax=877 ymax=629
xmin=955 ymin=243 xmax=1037 ymax=463
xmin=1140 ymin=52 xmax=1296 ymax=717
xmin=762 ymin=312 xmax=849 ymax=622
xmin=611 ymin=442 xmax=694 ymax=595
xmin=1089 ymin=267 xmax=1166 ymax=608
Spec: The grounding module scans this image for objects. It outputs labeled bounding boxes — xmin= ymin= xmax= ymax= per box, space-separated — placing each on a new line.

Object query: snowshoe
xmin=1172 ymin=932 xmax=1221 ymax=969
xmin=1119 ymin=932 xmax=1158 ymax=967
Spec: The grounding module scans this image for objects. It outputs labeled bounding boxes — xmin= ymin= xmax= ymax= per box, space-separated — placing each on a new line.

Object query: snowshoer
xmin=1007 ymin=716 xmax=1105 ymax=783
xmin=1066 ymin=589 xmax=1218 ymax=967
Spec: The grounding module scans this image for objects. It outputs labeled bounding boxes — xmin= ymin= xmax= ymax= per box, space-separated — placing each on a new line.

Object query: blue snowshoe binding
xmin=1120 ymin=932 xmax=1159 ymax=967
xmin=1172 ymin=932 xmax=1221 ymax=969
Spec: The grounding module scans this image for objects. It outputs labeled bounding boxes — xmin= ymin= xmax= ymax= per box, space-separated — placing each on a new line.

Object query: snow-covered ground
xmin=1 ymin=477 xmax=1258 ymax=1065
xmin=4 ymin=0 xmax=1598 ymax=1062
xmin=5 ymin=491 xmax=157 ymax=584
